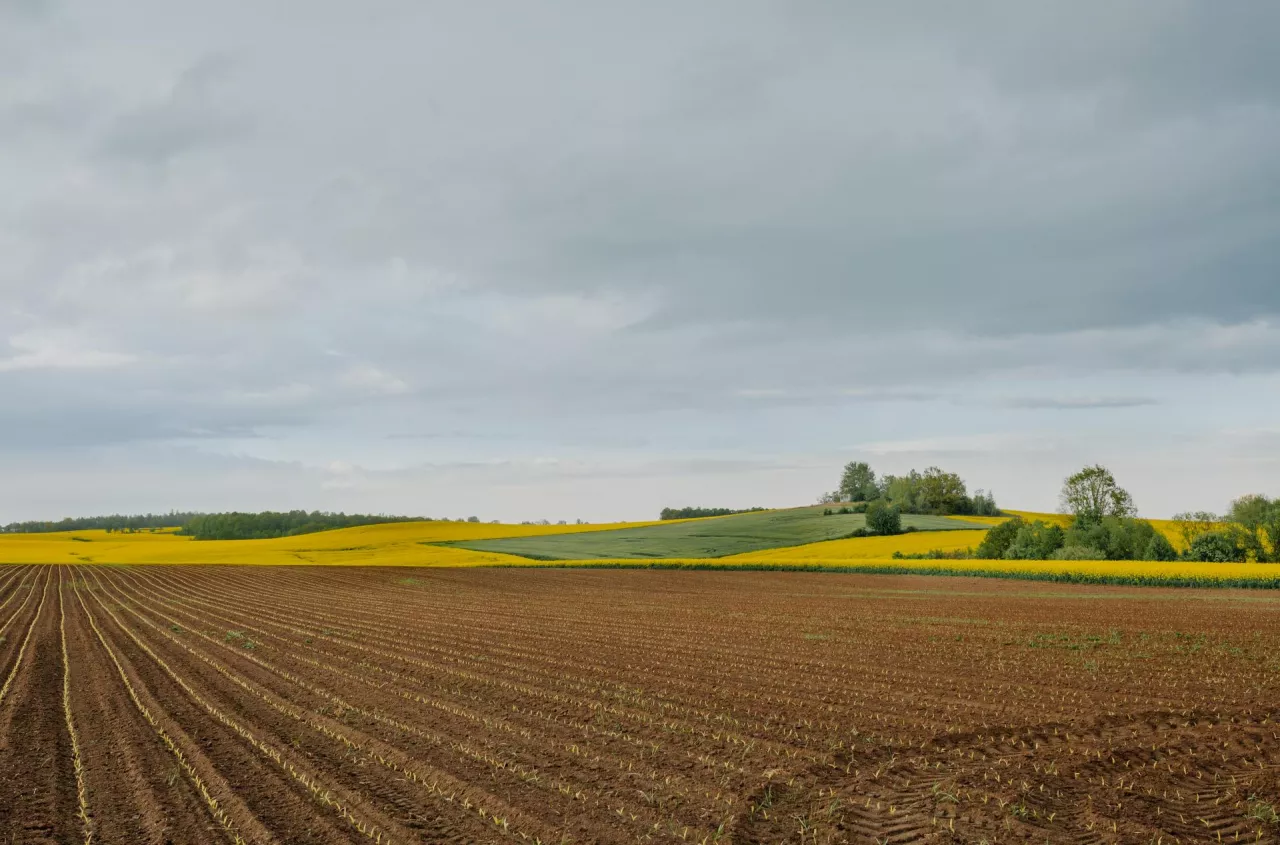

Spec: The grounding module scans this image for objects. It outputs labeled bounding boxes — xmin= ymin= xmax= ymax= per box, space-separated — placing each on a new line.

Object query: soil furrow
xmin=0 ymin=563 xmax=1276 ymax=844
xmin=0 ymin=569 xmax=78 ymax=843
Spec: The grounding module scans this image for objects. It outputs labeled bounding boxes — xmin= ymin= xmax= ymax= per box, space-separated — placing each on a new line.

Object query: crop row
xmin=1 ymin=563 xmax=1276 ymax=843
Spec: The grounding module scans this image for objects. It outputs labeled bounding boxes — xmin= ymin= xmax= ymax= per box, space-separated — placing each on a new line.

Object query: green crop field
xmin=439 ymin=506 xmax=989 ymax=560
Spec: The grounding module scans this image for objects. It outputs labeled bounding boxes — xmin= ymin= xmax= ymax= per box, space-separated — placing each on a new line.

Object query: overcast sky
xmin=2 ymin=1 xmax=1278 ymax=522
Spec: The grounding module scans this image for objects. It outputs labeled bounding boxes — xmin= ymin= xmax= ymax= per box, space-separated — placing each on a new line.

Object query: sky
xmin=2 ymin=1 xmax=1278 ymax=523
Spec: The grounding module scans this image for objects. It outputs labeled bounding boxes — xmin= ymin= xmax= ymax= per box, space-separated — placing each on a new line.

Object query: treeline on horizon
xmin=659 ymin=506 xmax=767 ymax=520
xmin=1 ymin=512 xmax=202 ymax=534
xmin=178 ymin=511 xmax=426 ymax=540
xmin=1 ymin=510 xmax=432 ymax=540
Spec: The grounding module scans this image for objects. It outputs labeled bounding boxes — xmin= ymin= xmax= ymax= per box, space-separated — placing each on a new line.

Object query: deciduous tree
xmin=838 ymin=461 xmax=878 ymax=502
xmin=1059 ymin=465 xmax=1136 ymax=525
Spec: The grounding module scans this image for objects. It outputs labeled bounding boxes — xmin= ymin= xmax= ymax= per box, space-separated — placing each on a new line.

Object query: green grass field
xmin=439 ymin=506 xmax=989 ymax=560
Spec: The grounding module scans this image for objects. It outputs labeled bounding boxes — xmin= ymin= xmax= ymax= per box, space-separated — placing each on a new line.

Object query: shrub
xmin=1144 ymin=532 xmax=1178 ymax=562
xmin=975 ymin=517 xmax=1023 ymax=559
xmin=892 ymin=548 xmax=973 ymax=560
xmin=1065 ymin=516 xmax=1163 ymax=561
xmin=1226 ymin=494 xmax=1280 ymax=562
xmin=865 ymin=500 xmax=902 ymax=535
xmin=1049 ymin=545 xmax=1108 ymax=561
xmin=1003 ymin=521 xmax=1066 ymax=560
xmin=1184 ymin=531 xmax=1246 ymax=562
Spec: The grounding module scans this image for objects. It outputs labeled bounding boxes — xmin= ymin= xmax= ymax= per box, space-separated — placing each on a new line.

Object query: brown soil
xmin=0 ymin=565 xmax=1277 ymax=844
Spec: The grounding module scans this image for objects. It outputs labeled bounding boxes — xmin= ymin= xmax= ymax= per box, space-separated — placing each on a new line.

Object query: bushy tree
xmin=865 ymin=500 xmax=902 ymax=535
xmin=1059 ymin=465 xmax=1136 ymax=525
xmin=1003 ymin=521 xmax=1066 ymax=560
xmin=1170 ymin=511 xmax=1219 ymax=551
xmin=1145 ymin=532 xmax=1178 ymax=562
xmin=970 ymin=489 xmax=1000 ymax=517
xmin=1064 ymin=516 xmax=1158 ymax=561
xmin=1184 ymin=531 xmax=1246 ymax=563
xmin=917 ymin=467 xmax=969 ymax=515
xmin=1226 ymin=494 xmax=1280 ymax=562
xmin=882 ymin=471 xmax=923 ymax=512
xmin=839 ymin=462 xmax=879 ymax=502
xmin=974 ymin=517 xmax=1023 ymax=559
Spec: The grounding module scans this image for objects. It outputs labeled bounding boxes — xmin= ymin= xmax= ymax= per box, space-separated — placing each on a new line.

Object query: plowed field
xmin=1 ymin=565 xmax=1277 ymax=843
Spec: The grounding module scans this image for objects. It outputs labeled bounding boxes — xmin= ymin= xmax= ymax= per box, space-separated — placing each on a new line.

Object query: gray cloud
xmin=998 ymin=396 xmax=1159 ymax=411
xmin=0 ymin=1 xmax=1277 ymax=520
xmin=98 ymin=55 xmax=251 ymax=163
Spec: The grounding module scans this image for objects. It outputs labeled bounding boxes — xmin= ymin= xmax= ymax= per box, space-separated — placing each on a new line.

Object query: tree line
xmin=820 ymin=462 xmax=1000 ymax=518
xmin=178 ymin=511 xmax=426 ymax=540
xmin=1 ymin=512 xmax=203 ymax=534
xmin=659 ymin=506 xmax=767 ymax=520
xmin=890 ymin=463 xmax=1278 ymax=563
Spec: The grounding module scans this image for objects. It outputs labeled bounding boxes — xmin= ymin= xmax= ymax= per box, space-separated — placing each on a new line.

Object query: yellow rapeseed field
xmin=2 ymin=511 xmax=1265 ymax=587
xmin=0 ymin=519 xmax=660 ymax=566
xmin=724 ymin=530 xmax=989 ymax=561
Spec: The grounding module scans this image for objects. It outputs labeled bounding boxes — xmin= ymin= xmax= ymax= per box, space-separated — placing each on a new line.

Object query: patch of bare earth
xmin=0 ymin=564 xmax=1277 ymax=843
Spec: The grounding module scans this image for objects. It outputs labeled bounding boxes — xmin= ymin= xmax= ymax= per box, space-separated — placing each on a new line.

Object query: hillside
xmin=441 ymin=506 xmax=990 ymax=560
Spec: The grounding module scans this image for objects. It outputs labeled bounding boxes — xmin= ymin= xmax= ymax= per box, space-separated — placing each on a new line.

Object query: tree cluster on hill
xmin=971 ymin=466 xmax=1175 ymax=562
xmin=970 ymin=464 xmax=1278 ymax=563
xmin=824 ymin=458 xmax=1278 ymax=564
xmin=1171 ymin=494 xmax=1280 ymax=563
xmin=659 ymin=506 xmax=766 ymax=520
xmin=819 ymin=462 xmax=999 ymax=516
xmin=1 ymin=512 xmax=203 ymax=534
xmin=974 ymin=514 xmax=1178 ymax=562
xmin=179 ymin=511 xmax=424 ymax=541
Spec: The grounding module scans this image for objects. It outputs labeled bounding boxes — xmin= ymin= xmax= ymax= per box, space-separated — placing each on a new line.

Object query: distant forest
xmin=1 ymin=510 xmax=425 ymax=540
xmin=179 ymin=511 xmax=423 ymax=540
xmin=1 ymin=512 xmax=200 ymax=534
xmin=659 ymin=506 xmax=766 ymax=520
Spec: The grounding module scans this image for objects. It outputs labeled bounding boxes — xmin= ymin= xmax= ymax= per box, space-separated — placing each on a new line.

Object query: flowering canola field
xmin=0 ymin=511 xmax=1270 ymax=587
xmin=0 ymin=520 xmax=648 ymax=566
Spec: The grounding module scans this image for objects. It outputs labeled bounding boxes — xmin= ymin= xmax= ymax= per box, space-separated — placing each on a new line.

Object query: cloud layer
xmin=2 ymin=2 xmax=1278 ymax=521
